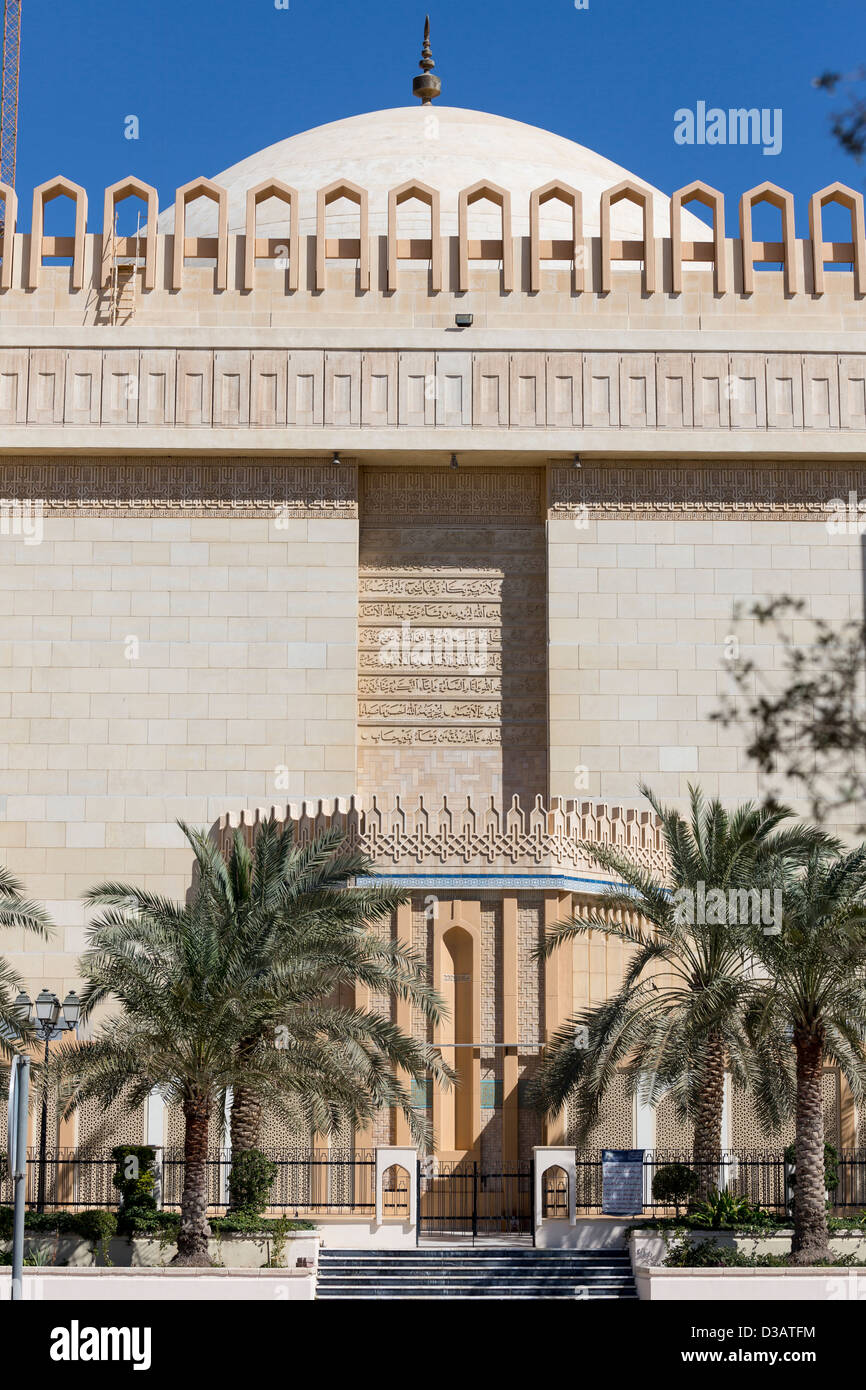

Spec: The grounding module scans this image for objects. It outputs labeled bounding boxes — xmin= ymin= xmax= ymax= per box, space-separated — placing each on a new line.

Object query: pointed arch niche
xmin=432 ymin=905 xmax=482 ymax=1157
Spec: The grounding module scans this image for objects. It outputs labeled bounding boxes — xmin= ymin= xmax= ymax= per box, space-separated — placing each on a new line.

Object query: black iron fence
xmin=0 ymin=1147 xmax=384 ymax=1216
xmin=570 ymin=1149 xmax=866 ymax=1216
xmin=4 ymin=1146 xmax=866 ymax=1219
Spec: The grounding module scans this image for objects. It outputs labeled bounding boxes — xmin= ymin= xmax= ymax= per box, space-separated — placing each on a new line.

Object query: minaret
xmin=412 ymin=16 xmax=441 ymax=105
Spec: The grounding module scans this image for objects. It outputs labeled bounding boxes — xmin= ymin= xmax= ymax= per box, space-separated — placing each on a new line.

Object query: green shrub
xmin=651 ymin=1163 xmax=700 ymax=1215
xmin=690 ymin=1188 xmax=773 ymax=1229
xmin=112 ymin=1145 xmax=158 ymax=1213
xmin=0 ymin=1207 xmax=117 ymax=1242
xmin=664 ymin=1238 xmax=789 ymax=1268
xmin=210 ymin=1213 xmax=314 ymax=1235
xmin=73 ymin=1209 xmax=117 ymax=1244
xmin=117 ymin=1207 xmax=180 ymax=1238
xmin=664 ymin=1236 xmax=866 ymax=1269
xmin=0 ymin=1199 xmax=313 ymax=1245
xmin=228 ymin=1148 xmax=278 ymax=1217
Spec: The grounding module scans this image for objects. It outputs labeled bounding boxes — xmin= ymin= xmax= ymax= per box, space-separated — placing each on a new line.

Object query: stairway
xmin=316 ymin=1247 xmax=637 ymax=1299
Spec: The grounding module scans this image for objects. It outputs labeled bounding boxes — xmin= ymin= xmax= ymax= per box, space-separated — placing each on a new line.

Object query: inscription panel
xmin=358 ymin=468 xmax=548 ymax=804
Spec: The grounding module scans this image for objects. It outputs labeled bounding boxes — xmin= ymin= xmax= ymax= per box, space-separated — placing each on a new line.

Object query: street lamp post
xmin=14 ymin=989 xmax=80 ymax=1213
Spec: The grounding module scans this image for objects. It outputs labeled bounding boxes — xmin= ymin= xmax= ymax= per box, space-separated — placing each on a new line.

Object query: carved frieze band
xmin=0 ymin=456 xmax=358 ymax=517
xmin=548 ymin=461 xmax=866 ymax=520
xmin=2 ymin=348 xmax=864 ymax=434
xmin=5 ymin=456 xmax=864 ymax=523
xmin=360 ymin=466 xmax=546 ymax=523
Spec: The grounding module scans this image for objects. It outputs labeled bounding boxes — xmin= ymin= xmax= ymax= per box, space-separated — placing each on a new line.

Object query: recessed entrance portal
xmin=441 ymin=925 xmax=474 ymax=1154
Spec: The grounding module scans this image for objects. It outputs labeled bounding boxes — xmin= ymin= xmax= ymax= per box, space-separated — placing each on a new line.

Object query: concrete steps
xmin=316 ymin=1247 xmax=637 ymax=1300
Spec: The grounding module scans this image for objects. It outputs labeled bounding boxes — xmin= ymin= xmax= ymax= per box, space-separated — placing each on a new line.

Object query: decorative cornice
xmin=218 ymin=795 xmax=668 ymax=878
xmin=355 ymin=873 xmax=621 ymax=895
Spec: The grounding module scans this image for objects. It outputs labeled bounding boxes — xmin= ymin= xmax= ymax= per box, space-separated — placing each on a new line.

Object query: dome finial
xmin=412 ymin=16 xmax=441 ymax=105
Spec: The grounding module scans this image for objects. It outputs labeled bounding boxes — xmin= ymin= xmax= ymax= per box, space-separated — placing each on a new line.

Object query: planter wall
xmin=636 ymin=1265 xmax=866 ymax=1301
xmin=0 ymin=1267 xmax=316 ymax=1301
xmin=630 ymin=1229 xmax=866 ymax=1268
xmin=16 ymin=1230 xmax=319 ymax=1269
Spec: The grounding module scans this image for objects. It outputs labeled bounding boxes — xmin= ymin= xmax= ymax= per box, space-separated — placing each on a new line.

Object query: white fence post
xmin=533 ymin=1145 xmax=577 ymax=1233
xmin=375 ymin=1146 xmax=418 ymax=1230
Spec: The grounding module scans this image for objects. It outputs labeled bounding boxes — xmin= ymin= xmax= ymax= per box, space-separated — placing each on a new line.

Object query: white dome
xmin=161 ymin=105 xmax=708 ymax=241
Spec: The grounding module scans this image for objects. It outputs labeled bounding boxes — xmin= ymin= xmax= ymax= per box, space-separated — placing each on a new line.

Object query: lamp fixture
xmin=34 ymin=987 xmax=60 ymax=1027
xmin=332 ymin=450 xmax=341 ymax=467
xmin=61 ymin=990 xmax=81 ymax=1029
xmin=572 ymin=453 xmax=582 ymax=468
xmin=450 ymin=453 xmax=459 ymax=470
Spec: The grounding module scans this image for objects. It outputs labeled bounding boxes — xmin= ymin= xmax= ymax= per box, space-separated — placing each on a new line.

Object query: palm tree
xmin=531 ymin=784 xmax=832 ymax=1192
xmin=55 ymin=826 xmax=451 ymax=1264
xmin=744 ymin=848 xmax=866 ymax=1264
xmin=0 ymin=864 xmax=53 ymax=1057
xmin=179 ymin=817 xmax=451 ymax=1163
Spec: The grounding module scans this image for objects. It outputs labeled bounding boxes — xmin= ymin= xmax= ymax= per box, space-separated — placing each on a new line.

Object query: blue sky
xmin=13 ymin=0 xmax=865 ymax=236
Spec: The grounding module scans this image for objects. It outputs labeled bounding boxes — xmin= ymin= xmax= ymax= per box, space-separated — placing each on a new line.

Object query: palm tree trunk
xmin=791 ymin=1029 xmax=830 ymax=1265
xmin=173 ymin=1094 xmax=212 ymax=1266
xmin=229 ymin=1086 xmax=263 ymax=1153
xmin=692 ymin=1028 xmax=726 ymax=1200
xmin=229 ymin=1033 xmax=264 ymax=1156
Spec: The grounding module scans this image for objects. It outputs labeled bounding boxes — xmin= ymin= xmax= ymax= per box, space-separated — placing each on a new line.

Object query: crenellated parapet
xmin=0 ymin=173 xmax=863 ymax=300
xmin=217 ymin=794 xmax=668 ymax=880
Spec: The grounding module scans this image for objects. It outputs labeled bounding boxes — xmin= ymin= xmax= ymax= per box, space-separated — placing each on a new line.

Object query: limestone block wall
xmin=0 ymin=458 xmax=358 ymax=1001
xmin=547 ymin=459 xmax=865 ymax=824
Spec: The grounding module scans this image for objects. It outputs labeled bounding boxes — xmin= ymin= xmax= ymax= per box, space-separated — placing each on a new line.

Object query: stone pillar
xmin=353 ymin=978 xmax=376 ymax=1153
xmin=635 ymin=1081 xmax=655 ymax=1149
xmin=375 ymin=1146 xmax=418 ymax=1229
xmin=393 ymin=902 xmax=414 ymax=1146
xmin=543 ymin=891 xmax=573 ymax=1143
xmin=635 ymin=1079 xmax=656 ymax=1208
xmin=502 ymin=894 xmax=520 ymax=1162
xmin=840 ymin=1075 xmax=858 ymax=1150
xmin=145 ymin=1089 xmax=166 ymax=1209
xmin=220 ymin=1088 xmax=233 ymax=1206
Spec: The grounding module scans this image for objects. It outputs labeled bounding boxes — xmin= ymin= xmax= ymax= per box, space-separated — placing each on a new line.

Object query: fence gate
xmin=418 ymin=1160 xmax=534 ymax=1243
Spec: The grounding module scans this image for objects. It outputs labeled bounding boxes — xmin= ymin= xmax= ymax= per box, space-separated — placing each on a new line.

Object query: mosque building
xmin=1 ymin=24 xmax=864 ymax=1175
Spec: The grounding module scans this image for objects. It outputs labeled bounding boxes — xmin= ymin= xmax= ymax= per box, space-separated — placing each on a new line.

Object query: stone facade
xmin=1 ymin=98 xmax=864 ymax=1161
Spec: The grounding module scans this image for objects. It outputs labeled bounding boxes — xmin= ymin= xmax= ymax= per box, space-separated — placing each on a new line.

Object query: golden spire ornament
xmin=412 ymin=16 xmax=441 ymax=104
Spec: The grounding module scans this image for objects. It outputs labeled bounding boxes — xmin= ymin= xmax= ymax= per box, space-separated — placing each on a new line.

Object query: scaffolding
xmin=0 ymin=0 xmax=20 ymax=191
